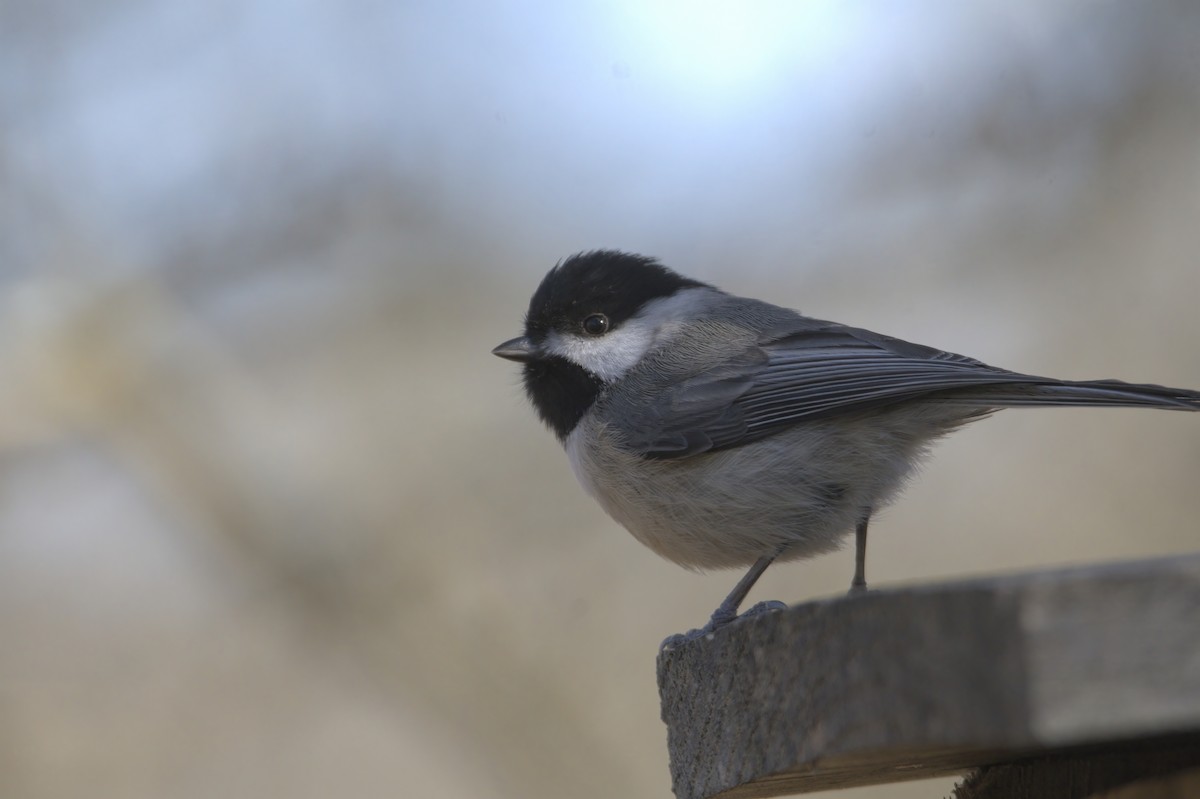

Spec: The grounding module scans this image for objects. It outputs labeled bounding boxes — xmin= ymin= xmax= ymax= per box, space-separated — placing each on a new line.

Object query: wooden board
xmin=657 ymin=553 xmax=1200 ymax=798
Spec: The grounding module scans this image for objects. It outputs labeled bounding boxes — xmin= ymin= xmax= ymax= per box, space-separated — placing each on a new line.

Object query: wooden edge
xmin=657 ymin=553 xmax=1200 ymax=799
xmin=952 ymin=736 xmax=1200 ymax=799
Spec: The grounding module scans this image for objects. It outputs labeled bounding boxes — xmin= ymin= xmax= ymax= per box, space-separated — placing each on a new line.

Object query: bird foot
xmin=743 ymin=599 xmax=789 ymax=617
xmin=659 ymin=600 xmax=788 ymax=651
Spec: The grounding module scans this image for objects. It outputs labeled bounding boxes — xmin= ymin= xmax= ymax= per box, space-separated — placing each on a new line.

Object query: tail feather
xmin=939 ymin=378 xmax=1200 ymax=411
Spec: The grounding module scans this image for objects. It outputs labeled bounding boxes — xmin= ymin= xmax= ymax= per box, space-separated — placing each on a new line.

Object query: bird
xmin=492 ymin=250 xmax=1200 ymax=639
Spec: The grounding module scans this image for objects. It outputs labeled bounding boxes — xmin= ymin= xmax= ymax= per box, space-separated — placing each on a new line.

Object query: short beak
xmin=492 ymin=336 xmax=541 ymax=362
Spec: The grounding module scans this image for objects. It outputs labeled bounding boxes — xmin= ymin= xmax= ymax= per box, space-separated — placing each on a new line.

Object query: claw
xmin=743 ymin=599 xmax=787 ymax=616
xmin=659 ymin=599 xmax=788 ymax=651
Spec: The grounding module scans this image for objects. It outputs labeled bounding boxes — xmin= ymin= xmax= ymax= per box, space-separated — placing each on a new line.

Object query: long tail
xmin=943 ymin=378 xmax=1200 ymax=411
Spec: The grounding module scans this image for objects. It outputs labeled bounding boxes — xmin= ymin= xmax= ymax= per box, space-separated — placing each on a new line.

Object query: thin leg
xmin=707 ymin=553 xmax=778 ymax=629
xmin=660 ymin=549 xmax=787 ymax=650
xmin=850 ymin=514 xmax=870 ymax=593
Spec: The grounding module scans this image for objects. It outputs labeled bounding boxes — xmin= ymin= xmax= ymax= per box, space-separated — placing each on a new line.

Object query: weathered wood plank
xmin=657 ymin=553 xmax=1200 ymax=799
xmin=951 ymin=738 xmax=1200 ymax=799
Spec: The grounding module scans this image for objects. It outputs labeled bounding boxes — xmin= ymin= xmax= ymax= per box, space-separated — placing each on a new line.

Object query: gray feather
xmin=609 ymin=302 xmax=1200 ymax=460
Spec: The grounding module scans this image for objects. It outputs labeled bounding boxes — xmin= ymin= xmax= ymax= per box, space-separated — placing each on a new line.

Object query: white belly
xmin=564 ymin=412 xmax=932 ymax=571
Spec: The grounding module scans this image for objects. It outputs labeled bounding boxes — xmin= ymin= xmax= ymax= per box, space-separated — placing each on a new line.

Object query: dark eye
xmin=581 ymin=313 xmax=609 ymax=336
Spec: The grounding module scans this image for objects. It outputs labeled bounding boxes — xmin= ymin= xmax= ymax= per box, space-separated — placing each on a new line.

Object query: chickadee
xmin=493 ymin=250 xmax=1200 ymax=638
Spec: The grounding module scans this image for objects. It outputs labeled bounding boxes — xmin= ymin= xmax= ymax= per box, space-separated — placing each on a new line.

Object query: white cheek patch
xmin=545 ymin=320 xmax=658 ymax=382
xmin=543 ymin=287 xmax=714 ymax=382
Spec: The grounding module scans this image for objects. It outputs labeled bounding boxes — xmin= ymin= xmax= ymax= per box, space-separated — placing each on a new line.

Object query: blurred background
xmin=2 ymin=2 xmax=1199 ymax=797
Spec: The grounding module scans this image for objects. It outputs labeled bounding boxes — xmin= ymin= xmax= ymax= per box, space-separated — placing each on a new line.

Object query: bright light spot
xmin=615 ymin=1 xmax=853 ymax=102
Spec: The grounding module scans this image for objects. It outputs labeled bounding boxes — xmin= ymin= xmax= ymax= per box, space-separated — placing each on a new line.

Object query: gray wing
xmin=617 ymin=318 xmax=1195 ymax=459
